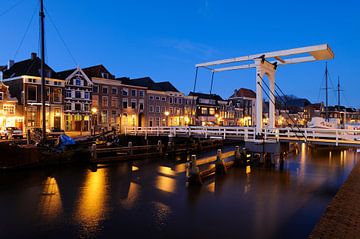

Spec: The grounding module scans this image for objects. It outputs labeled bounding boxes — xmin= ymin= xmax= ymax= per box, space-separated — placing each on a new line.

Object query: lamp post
xmin=91 ymin=107 xmax=97 ymax=136
xmin=164 ymin=111 xmax=170 ymax=127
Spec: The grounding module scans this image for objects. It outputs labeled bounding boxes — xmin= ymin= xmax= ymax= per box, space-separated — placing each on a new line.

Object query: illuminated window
xmin=101 ymin=110 xmax=108 ymax=124
xmin=111 ymin=97 xmax=118 ymax=107
xmin=54 ymin=89 xmax=62 ymax=103
xmin=3 ymin=105 xmax=15 ymax=115
xmin=201 ymin=107 xmax=207 ymax=115
xmin=102 ymin=96 xmax=108 ymax=107
xmin=92 ymin=95 xmax=99 ymax=107
xmin=209 ymin=108 xmax=215 ymax=115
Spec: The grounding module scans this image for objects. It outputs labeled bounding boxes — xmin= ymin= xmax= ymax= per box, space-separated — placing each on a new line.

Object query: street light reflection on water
xmin=0 ymin=145 xmax=358 ymax=239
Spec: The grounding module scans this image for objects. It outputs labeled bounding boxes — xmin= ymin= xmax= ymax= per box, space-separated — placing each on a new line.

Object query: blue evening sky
xmin=1 ymin=0 xmax=359 ymax=106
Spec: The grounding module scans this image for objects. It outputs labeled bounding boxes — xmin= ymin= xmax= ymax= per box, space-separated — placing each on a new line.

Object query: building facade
xmin=2 ymin=53 xmax=65 ymax=132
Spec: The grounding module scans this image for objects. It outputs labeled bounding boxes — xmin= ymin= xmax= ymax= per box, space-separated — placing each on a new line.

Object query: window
xmin=201 ymin=107 xmax=207 ymax=115
xmin=45 ymin=88 xmax=50 ymax=102
xmin=174 ymin=98 xmax=177 ymax=104
xmin=122 ymin=88 xmax=128 ymax=96
xmin=92 ymin=95 xmax=99 ymax=107
xmin=169 ymin=97 xmax=173 ymax=104
xmin=139 ymin=102 xmax=144 ymax=110
xmin=54 ymin=81 xmax=61 ymax=86
xmin=66 ymin=90 xmax=72 ymax=98
xmin=209 ymin=108 xmax=215 ymax=115
xmin=75 ymin=103 xmax=81 ymax=111
xmin=179 ymin=98 xmax=182 ymax=104
xmin=155 ymin=96 xmax=160 ymax=100
xmin=131 ymin=89 xmax=137 ymax=97
xmin=0 ymin=92 xmax=3 ymax=100
xmin=101 ymin=72 xmax=109 ymax=79
xmin=93 ymin=85 xmax=98 ymax=93
xmin=169 ymin=107 xmax=173 ymax=114
xmin=112 ymin=87 xmax=117 ymax=95
xmin=161 ymin=106 xmax=166 ymax=113
xmin=54 ymin=89 xmax=62 ymax=103
xmin=84 ymin=104 xmax=89 ymax=112
xmin=131 ymin=100 xmax=137 ymax=109
xmin=111 ymin=111 xmax=117 ymax=124
xmin=161 ymin=97 xmax=166 ymax=101
xmin=75 ymin=91 xmax=81 ymax=99
xmin=149 ymin=105 xmax=154 ymax=112
xmin=111 ymin=97 xmax=118 ymax=107
xmin=155 ymin=106 xmax=160 ymax=113
xmin=122 ymin=98 xmax=128 ymax=108
xmin=46 ymin=80 xmax=50 ymax=85
xmin=139 ymin=90 xmax=144 ymax=97
xmin=102 ymin=86 xmax=108 ymax=94
xmin=84 ymin=92 xmax=90 ymax=99
xmin=102 ymin=96 xmax=108 ymax=107
xmin=101 ymin=110 xmax=108 ymax=124
xmin=75 ymin=78 xmax=82 ymax=86
xmin=3 ymin=105 xmax=15 ymax=115
xmin=149 ymin=95 xmax=154 ymax=100
xmin=28 ymin=78 xmax=36 ymax=83
xmin=65 ymin=103 xmax=72 ymax=111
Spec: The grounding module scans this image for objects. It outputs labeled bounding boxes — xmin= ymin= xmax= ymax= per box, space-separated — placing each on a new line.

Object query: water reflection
xmin=152 ymin=201 xmax=171 ymax=230
xmin=156 ymin=175 xmax=176 ymax=193
xmin=120 ymin=182 xmax=140 ymax=209
xmin=74 ymin=169 xmax=108 ymax=236
xmin=38 ymin=177 xmax=63 ymax=221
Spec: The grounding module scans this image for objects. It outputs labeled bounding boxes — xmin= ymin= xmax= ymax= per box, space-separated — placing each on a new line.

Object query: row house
xmin=188 ymin=92 xmax=223 ymax=126
xmin=57 ymin=67 xmax=93 ymax=131
xmin=2 ymin=53 xmax=64 ymax=132
xmin=229 ymin=88 xmax=256 ymax=126
xmin=122 ymin=77 xmax=193 ymax=127
xmin=0 ymin=73 xmax=23 ymax=130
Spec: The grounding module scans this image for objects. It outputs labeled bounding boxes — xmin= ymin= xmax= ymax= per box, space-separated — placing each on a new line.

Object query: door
xmin=54 ymin=116 xmax=61 ymax=130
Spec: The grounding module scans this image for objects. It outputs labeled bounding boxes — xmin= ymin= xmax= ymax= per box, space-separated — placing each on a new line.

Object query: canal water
xmin=0 ymin=144 xmax=357 ymax=239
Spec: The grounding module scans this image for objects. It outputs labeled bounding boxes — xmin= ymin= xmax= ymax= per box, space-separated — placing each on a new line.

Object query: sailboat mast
xmin=337 ymin=76 xmax=340 ymax=111
xmin=325 ymin=62 xmax=329 ymax=121
xmin=40 ymin=0 xmax=46 ymax=140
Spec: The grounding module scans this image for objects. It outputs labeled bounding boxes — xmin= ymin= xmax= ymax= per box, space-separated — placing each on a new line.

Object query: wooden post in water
xmin=27 ymin=129 xmax=31 ymax=144
xmin=91 ymin=144 xmax=97 ymax=162
xmin=128 ymin=141 xmax=133 ymax=155
xmin=234 ymin=146 xmax=241 ymax=166
xmin=215 ymin=149 xmax=227 ymax=175
xmin=157 ymin=140 xmax=162 ymax=153
xmin=187 ymin=155 xmax=202 ymax=185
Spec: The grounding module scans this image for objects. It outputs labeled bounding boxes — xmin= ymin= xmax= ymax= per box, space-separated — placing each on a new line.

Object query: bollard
xmin=157 ymin=140 xmax=163 ymax=154
xmin=215 ymin=149 xmax=227 ymax=175
xmin=187 ymin=155 xmax=202 ymax=185
xmin=91 ymin=144 xmax=97 ymax=161
xmin=128 ymin=141 xmax=133 ymax=155
xmin=234 ymin=146 xmax=241 ymax=166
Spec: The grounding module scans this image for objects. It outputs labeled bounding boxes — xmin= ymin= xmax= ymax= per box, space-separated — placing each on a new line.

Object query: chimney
xmin=8 ymin=60 xmax=14 ymax=70
xmin=31 ymin=52 xmax=37 ymax=60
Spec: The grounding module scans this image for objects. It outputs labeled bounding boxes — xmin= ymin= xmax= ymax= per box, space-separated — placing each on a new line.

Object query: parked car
xmin=0 ymin=127 xmax=23 ymax=139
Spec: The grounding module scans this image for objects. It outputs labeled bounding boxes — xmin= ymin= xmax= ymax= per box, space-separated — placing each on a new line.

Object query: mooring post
xmin=187 ymin=154 xmax=202 ymax=185
xmin=234 ymin=145 xmax=241 ymax=166
xmin=27 ymin=129 xmax=31 ymax=144
xmin=128 ymin=141 xmax=133 ymax=155
xmin=215 ymin=149 xmax=227 ymax=175
xmin=157 ymin=140 xmax=163 ymax=153
xmin=91 ymin=144 xmax=97 ymax=162
xmin=279 ymin=152 xmax=285 ymax=171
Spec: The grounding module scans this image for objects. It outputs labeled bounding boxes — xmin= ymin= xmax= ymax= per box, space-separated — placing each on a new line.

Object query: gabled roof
xmin=230 ymin=88 xmax=256 ymax=99
xmin=82 ymin=64 xmax=115 ymax=79
xmin=57 ymin=67 xmax=92 ymax=86
xmin=188 ymin=92 xmax=223 ymax=101
xmin=56 ymin=68 xmax=77 ymax=80
xmin=120 ymin=77 xmax=179 ymax=92
xmin=2 ymin=55 xmax=56 ymax=78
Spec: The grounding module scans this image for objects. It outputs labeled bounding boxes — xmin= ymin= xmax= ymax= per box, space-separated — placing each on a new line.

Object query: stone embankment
xmin=310 ymin=161 xmax=360 ymax=238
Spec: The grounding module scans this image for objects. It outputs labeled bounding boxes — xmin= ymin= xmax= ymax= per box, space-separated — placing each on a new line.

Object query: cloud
xmin=156 ymin=38 xmax=218 ymax=60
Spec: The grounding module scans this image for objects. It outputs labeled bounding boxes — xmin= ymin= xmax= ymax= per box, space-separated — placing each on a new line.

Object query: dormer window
xmin=101 ymin=72 xmax=109 ymax=79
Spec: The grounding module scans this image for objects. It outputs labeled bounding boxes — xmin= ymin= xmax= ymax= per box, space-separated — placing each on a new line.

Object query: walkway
xmin=310 ymin=160 xmax=360 ymax=238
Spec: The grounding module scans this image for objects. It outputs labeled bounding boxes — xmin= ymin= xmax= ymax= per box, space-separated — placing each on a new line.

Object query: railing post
xmin=205 ymin=126 xmax=208 ymax=139
xmin=336 ymin=129 xmax=339 ymax=146
xmin=157 ymin=127 xmax=160 ymax=136
xmin=244 ymin=128 xmax=248 ymax=140
xmin=223 ymin=128 xmax=226 ymax=139
xmin=188 ymin=126 xmax=191 ymax=136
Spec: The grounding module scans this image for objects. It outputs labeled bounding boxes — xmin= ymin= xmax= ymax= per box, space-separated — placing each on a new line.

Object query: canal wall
xmin=309 ymin=159 xmax=360 ymax=238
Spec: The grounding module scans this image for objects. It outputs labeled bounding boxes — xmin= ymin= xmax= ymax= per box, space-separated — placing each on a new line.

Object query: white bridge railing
xmin=125 ymin=126 xmax=360 ymax=146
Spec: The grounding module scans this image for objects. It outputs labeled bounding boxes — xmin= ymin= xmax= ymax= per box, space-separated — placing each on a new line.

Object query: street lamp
xmin=164 ymin=111 xmax=170 ymax=126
